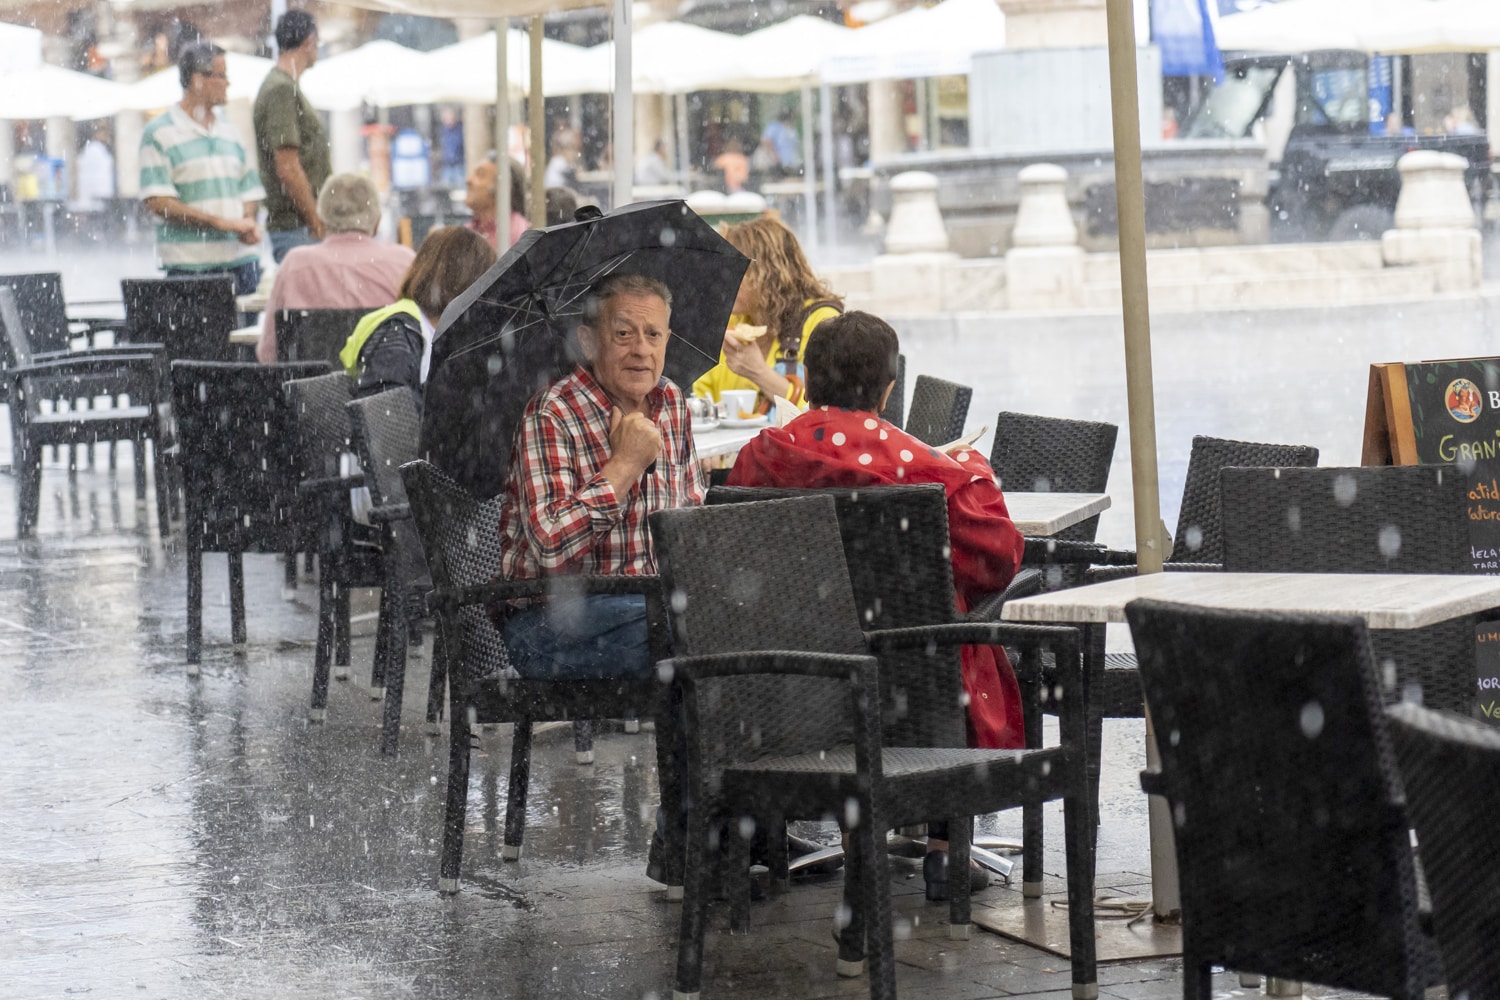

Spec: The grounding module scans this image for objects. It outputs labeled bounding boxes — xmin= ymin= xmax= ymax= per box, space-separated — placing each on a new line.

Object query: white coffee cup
xmin=719 ymin=389 xmax=759 ymax=420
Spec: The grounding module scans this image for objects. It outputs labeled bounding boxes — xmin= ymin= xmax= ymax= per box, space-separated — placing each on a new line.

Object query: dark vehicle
xmin=1183 ymin=50 xmax=1491 ymax=241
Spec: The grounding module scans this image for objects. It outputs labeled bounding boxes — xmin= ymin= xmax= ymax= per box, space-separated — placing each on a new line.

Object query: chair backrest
xmin=347 ymin=387 xmax=421 ymax=510
xmin=1171 ymin=435 xmax=1319 ymax=564
xmin=650 ymin=495 xmax=866 ymax=769
xmin=1384 ymin=702 xmax=1500 ymax=1000
xmin=275 ymin=308 xmax=369 ymax=367
xmin=1221 ymin=465 xmax=1468 ymax=575
xmin=400 ymin=459 xmax=505 ymax=593
xmin=992 ymin=410 xmax=1117 ymax=543
xmin=170 ymin=360 xmax=330 ymax=552
xmin=0 ymin=272 xmax=70 ymax=354
xmin=707 ymin=483 xmax=965 ymax=747
xmin=283 ymin=372 xmax=354 ymax=484
xmin=0 ymin=285 xmax=30 ymax=370
xmin=122 ymin=275 xmax=237 ymax=362
xmin=905 ymin=374 xmax=971 ymax=446
xmin=1126 ymin=599 xmax=1434 ymax=997
xmin=879 ymin=352 xmax=906 ymax=430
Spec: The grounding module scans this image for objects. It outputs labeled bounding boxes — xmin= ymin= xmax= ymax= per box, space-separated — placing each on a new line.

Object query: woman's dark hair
xmin=803 ymin=310 xmax=899 ymax=412
xmin=400 ymin=226 xmax=496 ymax=320
xmin=177 ymin=41 xmax=225 ymax=88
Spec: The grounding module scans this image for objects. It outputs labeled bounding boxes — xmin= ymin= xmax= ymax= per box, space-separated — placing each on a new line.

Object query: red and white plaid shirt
xmin=498 ymin=365 xmax=706 ymax=580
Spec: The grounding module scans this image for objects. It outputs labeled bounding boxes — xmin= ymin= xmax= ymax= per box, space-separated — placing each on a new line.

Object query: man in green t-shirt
xmin=253 ymin=10 xmax=331 ymax=263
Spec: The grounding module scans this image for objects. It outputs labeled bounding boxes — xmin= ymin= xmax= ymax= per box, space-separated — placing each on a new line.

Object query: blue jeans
xmin=165 ymin=259 xmax=260 ymax=297
xmin=270 ymin=227 xmax=318 ymax=263
xmin=502 ymin=594 xmax=653 ymax=681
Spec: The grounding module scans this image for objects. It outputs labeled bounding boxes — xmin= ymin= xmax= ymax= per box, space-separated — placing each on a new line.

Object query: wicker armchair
xmin=400 ymin=460 xmax=673 ymax=892
xmin=1126 ymin=600 xmax=1441 ymax=1000
xmin=0 ymin=270 xmax=126 ymax=352
xmin=171 ymin=361 xmax=330 ymax=669
xmin=991 ymin=410 xmax=1117 ymax=550
xmin=122 ymin=276 xmax=238 ymax=363
xmin=1385 ymin=703 xmax=1500 ymax=999
xmin=879 ymin=352 xmax=906 ymax=430
xmin=651 ymin=495 xmax=1096 ymax=1000
xmin=904 ymin=374 xmax=971 ymax=446
xmin=1221 ymin=464 xmax=1474 ymax=713
xmin=285 ymin=372 xmax=387 ymax=722
xmin=275 ymin=308 xmax=368 ymax=366
xmin=347 ymin=388 xmax=441 ymax=753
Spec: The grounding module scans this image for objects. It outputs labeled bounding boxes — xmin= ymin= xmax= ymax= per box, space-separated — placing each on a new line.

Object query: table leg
xmin=1143 ymin=704 xmax=1181 ymax=919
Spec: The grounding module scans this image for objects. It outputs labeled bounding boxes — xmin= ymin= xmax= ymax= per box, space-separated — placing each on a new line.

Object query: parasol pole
xmin=611 ymin=0 xmax=634 ymax=211
xmin=495 ymin=21 xmax=511 ymax=248
xmin=801 ymin=81 xmax=818 ymax=251
xmin=529 ymin=16 xmax=546 ymax=228
xmin=819 ymin=79 xmax=835 ymax=245
xmin=1104 ymin=0 xmax=1177 ymax=920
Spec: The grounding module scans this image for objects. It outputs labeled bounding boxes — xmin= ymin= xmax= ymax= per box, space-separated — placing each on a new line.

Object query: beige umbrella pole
xmin=1104 ymin=0 xmax=1178 ymax=920
xmin=495 ymin=22 xmax=511 ymax=247
xmin=529 ymin=17 xmax=547 ymax=228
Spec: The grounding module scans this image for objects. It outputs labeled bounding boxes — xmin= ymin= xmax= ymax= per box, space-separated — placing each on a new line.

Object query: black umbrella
xmin=420 ymin=200 xmax=750 ymax=500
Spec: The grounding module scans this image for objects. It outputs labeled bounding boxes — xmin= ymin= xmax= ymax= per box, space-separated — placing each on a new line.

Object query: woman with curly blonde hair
xmin=692 ymin=215 xmax=843 ymax=412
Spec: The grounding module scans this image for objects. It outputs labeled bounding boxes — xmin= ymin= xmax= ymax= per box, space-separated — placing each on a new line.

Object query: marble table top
xmin=693 ymin=422 xmax=768 ymax=460
xmin=1005 ymin=492 xmax=1111 ymax=537
xmin=228 ymin=324 xmax=260 ymax=345
xmin=1000 ymin=571 xmax=1500 ymax=630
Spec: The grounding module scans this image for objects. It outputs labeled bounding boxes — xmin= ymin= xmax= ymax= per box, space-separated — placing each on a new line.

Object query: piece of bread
xmin=727 ymin=323 xmax=767 ymax=345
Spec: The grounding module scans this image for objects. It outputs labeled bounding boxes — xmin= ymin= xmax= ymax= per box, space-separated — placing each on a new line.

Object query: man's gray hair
xmin=581 ymin=273 xmax=673 ymax=327
xmin=316 ymin=173 xmax=382 ymax=234
xmin=178 ymin=41 xmax=225 ymax=89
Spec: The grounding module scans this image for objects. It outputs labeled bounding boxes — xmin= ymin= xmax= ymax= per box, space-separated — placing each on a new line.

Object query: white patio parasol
xmin=820 ymin=0 xmax=1006 ymax=85
xmin=123 ymin=51 xmax=275 ymax=113
xmin=299 ymin=39 xmax=448 ymax=110
xmin=423 ymin=29 xmax=607 ymax=101
xmin=1215 ymin=0 xmax=1500 ymax=55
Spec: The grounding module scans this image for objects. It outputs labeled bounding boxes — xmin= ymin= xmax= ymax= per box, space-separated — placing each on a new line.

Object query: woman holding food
xmin=693 ymin=216 xmax=843 ymax=412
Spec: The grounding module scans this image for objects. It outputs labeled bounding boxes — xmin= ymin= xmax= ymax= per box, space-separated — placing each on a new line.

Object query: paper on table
xmin=772 ymin=395 xmax=800 ymax=428
xmin=939 ymin=424 xmax=987 ymax=453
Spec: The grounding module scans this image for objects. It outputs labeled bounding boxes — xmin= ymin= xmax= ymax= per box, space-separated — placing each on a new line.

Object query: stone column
xmin=867 ymin=78 xmax=905 ymax=161
xmin=459 ymin=19 xmax=495 ymax=173
xmin=109 ymin=32 xmax=144 ymax=200
xmin=1006 ymin=163 xmax=1084 ymax=309
xmin=635 ymin=93 xmax=669 ymax=180
xmin=1381 ymin=150 xmax=1481 ymax=291
xmin=871 ymin=171 xmax=958 ymax=312
xmin=329 ymin=108 xmax=363 ymax=176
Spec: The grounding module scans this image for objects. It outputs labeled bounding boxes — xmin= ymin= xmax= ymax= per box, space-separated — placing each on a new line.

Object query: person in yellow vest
xmin=340 ymin=226 xmax=495 ymax=405
xmin=692 ymin=216 xmax=843 ymax=414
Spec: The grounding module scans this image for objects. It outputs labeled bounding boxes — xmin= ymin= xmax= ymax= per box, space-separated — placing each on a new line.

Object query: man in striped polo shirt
xmin=139 ymin=41 xmax=266 ymax=296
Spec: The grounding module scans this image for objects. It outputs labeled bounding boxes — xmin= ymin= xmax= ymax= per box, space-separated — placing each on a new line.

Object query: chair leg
xmin=502 ymin=719 xmax=533 ymax=860
xmin=573 ymin=719 xmax=594 ymax=764
xmin=438 ymin=702 xmax=473 ymax=893
xmin=283 ymin=550 xmax=297 ymax=595
xmin=132 ymin=434 xmax=146 ymax=501
xmin=16 ymin=437 xmax=41 ymax=538
xmin=947 ymin=815 xmax=973 ymax=940
xmin=674 ymin=807 xmax=713 ymax=999
xmin=727 ymin=816 xmax=753 ymax=933
xmin=1023 ymin=645 xmax=1046 ymax=898
xmin=424 ymin=622 xmax=447 ymax=733
xmin=310 ymin=564 xmax=336 ymax=720
xmin=185 ymin=531 xmax=202 ymax=670
xmin=334 ymin=571 xmax=352 ymax=669
xmin=1063 ymin=780 xmax=1100 ymax=999
xmin=1181 ymin=950 xmax=1211 ymax=1000
xmin=149 ymin=437 xmax=170 ymax=541
xmin=765 ymin=809 xmax=789 ymax=892
xmin=371 ymin=579 xmax=392 ymax=695
xmin=860 ymin=810 xmax=896 ymax=1000
xmin=837 ymin=822 xmax=867 ymax=977
xmin=379 ymin=595 xmax=408 ymax=756
xmin=227 ymin=548 xmax=246 ymax=645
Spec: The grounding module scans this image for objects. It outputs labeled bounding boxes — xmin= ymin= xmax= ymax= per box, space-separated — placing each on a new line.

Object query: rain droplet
xmin=659 ymin=226 xmax=677 ymax=247
xmin=1378 ymin=525 xmax=1402 ymax=559
xmin=844 ymin=797 xmax=860 ymax=828
xmin=1183 ymin=525 xmax=1204 ymax=551
xmin=1299 ymin=701 xmax=1325 ymax=739
xmin=1333 ymin=474 xmax=1358 ymax=506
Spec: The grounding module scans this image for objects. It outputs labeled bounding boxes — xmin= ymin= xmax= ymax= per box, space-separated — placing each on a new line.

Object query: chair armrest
xmin=297 ymin=473 xmax=365 ymax=496
xmin=71 ymin=317 xmax=129 ymax=334
xmin=32 ymin=342 xmax=167 ymax=364
xmin=867 ymin=620 xmax=1079 ymax=659
xmin=964 ymin=568 xmax=1041 ymax=622
xmin=1139 ymin=768 xmax=1169 ymax=798
xmin=427 ymin=573 xmax=659 ymax=613
xmin=9 ymin=353 xmax=160 ymax=382
xmin=368 ymin=502 xmax=411 ymax=525
xmin=1086 ymin=561 xmax=1221 ymax=584
xmin=660 ymin=650 xmax=877 ymax=684
xmin=1022 ymin=537 xmax=1109 ymax=566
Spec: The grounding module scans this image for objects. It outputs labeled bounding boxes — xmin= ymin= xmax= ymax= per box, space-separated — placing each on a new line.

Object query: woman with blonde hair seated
xmin=693 ymin=215 xmax=842 ymax=413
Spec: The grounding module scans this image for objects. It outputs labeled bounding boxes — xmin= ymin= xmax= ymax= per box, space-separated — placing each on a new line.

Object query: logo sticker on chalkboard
xmin=1446 ymin=378 xmax=1483 ymax=423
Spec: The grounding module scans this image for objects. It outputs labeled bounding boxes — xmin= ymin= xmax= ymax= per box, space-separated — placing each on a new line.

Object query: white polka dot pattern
xmin=831 ymin=432 xmax=846 ymax=446
xmin=864 ymin=418 xmax=878 ymax=430
xmin=858 ymin=453 xmax=873 ymax=465
xmin=899 ymin=449 xmax=913 ymax=462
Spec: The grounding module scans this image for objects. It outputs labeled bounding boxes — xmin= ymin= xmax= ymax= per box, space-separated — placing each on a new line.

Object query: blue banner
xmin=1153 ymin=0 xmax=1225 ymax=80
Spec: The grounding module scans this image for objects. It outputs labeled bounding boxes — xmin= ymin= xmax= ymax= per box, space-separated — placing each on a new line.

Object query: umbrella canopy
xmin=1215 ymin=0 xmax=1500 ymax=54
xmin=0 ymin=64 xmax=129 ymax=120
xmin=615 ymin=21 xmax=749 ymax=94
xmin=421 ymin=200 xmax=749 ymax=499
xmin=424 ymin=29 xmax=607 ymax=101
xmin=821 ymin=0 xmax=1006 ymax=84
xmin=717 ymin=15 xmax=851 ymax=92
xmin=299 ymin=39 xmax=445 ymax=110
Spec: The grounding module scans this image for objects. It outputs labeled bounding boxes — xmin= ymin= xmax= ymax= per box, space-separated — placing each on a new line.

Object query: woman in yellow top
xmin=693 ymin=216 xmax=843 ymax=412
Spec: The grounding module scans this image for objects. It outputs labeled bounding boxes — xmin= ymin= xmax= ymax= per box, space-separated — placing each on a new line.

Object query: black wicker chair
xmin=122 ymin=276 xmax=238 ymax=362
xmin=0 ymin=271 xmax=126 ymax=353
xmin=275 ymin=308 xmax=368 ymax=366
xmin=171 ymin=360 xmax=330 ymax=670
xmin=651 ymin=495 xmax=1096 ymax=1000
xmin=1126 ymin=600 xmax=1441 ymax=1000
xmin=1221 ymin=464 xmax=1474 ymax=713
xmin=706 ymin=484 xmax=1043 ymax=885
xmin=904 ymin=374 xmax=971 ymax=446
xmin=284 ymin=372 xmax=386 ymax=721
xmin=1385 ymin=702 xmax=1500 ymax=1000
xmin=990 ymin=411 xmax=1117 ymax=545
xmin=347 ymin=388 xmax=441 ymax=754
xmin=879 ymin=352 xmax=906 ymax=430
xmin=400 ymin=460 xmax=673 ymax=890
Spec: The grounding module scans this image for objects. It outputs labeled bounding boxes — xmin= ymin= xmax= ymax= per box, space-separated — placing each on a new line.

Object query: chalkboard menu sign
xmin=1364 ymin=359 xmax=1500 ymax=721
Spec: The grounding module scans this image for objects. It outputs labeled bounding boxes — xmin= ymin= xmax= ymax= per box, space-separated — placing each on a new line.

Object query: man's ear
xmin=576 ymin=324 xmax=597 ymax=361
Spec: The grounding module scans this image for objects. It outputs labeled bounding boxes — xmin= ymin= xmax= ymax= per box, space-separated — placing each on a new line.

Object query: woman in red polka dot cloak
xmin=728 ymin=311 xmax=1025 ymax=899
xmin=726 ymin=311 xmax=1026 ymax=752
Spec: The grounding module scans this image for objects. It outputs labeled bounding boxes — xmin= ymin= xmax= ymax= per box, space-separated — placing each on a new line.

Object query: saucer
xmin=720 ymin=415 xmax=769 ymax=429
xmin=691 ymin=419 xmax=722 ymax=432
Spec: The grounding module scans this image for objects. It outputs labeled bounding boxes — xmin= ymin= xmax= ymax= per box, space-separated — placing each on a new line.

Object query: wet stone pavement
xmin=0 ymin=456 xmax=1399 ymax=1000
